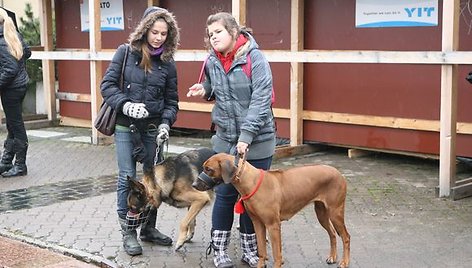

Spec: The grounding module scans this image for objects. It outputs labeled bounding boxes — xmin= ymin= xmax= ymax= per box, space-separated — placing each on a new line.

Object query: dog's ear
xmin=128 ymin=176 xmax=143 ymax=191
xmin=221 ymin=159 xmax=236 ymax=184
xmin=127 ymin=176 xmax=135 ymax=188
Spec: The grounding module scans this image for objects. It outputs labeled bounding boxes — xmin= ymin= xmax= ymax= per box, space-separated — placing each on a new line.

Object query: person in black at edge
xmin=0 ymin=8 xmax=31 ymax=177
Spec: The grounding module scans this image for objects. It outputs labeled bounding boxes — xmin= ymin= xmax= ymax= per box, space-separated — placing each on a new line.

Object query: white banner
xmin=356 ymin=0 xmax=438 ymax=28
xmin=80 ymin=0 xmax=124 ymax=32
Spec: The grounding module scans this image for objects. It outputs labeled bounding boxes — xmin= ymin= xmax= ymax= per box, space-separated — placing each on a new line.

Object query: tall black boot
xmin=139 ymin=208 xmax=172 ymax=246
xmin=0 ymin=139 xmax=14 ymax=173
xmin=2 ymin=139 xmax=27 ymax=177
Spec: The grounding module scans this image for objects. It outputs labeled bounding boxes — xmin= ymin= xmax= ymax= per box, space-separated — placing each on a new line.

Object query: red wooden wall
xmin=303 ymin=1 xmax=472 ymax=156
xmin=54 ymin=0 xmax=472 ymax=156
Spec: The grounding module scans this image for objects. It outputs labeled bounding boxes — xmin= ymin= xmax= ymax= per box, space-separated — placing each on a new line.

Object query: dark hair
xmin=204 ymin=12 xmax=252 ymax=50
xmin=128 ymin=8 xmax=180 ymax=71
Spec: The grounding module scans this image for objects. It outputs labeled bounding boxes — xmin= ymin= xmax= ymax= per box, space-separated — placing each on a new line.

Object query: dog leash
xmin=233 ymin=148 xmax=248 ymax=178
xmin=154 ymin=135 xmax=168 ymax=165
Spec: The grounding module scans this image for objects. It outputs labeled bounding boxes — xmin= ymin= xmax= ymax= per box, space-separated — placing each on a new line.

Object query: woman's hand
xmin=187 ymin=83 xmax=206 ymax=97
xmin=236 ymin=141 xmax=249 ymax=155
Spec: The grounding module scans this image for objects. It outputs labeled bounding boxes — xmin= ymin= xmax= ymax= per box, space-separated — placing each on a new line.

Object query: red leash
xmin=234 ymin=169 xmax=265 ymax=214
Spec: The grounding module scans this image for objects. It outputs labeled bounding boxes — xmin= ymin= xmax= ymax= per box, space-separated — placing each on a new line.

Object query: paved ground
xmin=0 ymin=126 xmax=471 ymax=268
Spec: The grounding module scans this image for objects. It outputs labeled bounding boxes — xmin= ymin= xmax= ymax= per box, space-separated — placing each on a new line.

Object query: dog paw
xmin=326 ymin=256 xmax=336 ymax=264
xmin=337 ymin=260 xmax=349 ymax=268
xmin=174 ymin=243 xmax=184 ymax=251
xmin=185 ymin=233 xmax=194 ymax=242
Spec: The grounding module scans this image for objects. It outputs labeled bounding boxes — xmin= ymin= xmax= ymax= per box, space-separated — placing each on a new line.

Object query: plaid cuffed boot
xmin=208 ymin=229 xmax=234 ymax=268
xmin=118 ymin=217 xmax=142 ymax=256
xmin=240 ymin=232 xmax=259 ymax=267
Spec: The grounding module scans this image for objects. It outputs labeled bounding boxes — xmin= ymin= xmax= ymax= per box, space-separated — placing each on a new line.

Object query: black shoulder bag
xmin=94 ymin=45 xmax=129 ymax=136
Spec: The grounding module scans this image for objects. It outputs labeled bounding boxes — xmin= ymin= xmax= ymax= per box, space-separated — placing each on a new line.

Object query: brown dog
xmin=192 ymin=153 xmax=350 ymax=268
xmin=128 ymin=148 xmax=215 ymax=250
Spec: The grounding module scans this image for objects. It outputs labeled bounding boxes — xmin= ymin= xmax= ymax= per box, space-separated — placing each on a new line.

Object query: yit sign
xmin=356 ymin=0 xmax=438 ymax=28
xmin=404 ymin=7 xmax=436 ymax=18
xmin=80 ymin=0 xmax=124 ymax=32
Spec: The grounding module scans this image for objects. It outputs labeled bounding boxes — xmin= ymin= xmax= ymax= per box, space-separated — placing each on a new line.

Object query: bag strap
xmin=198 ymin=54 xmax=209 ymax=83
xmin=242 ymin=53 xmax=251 ymax=78
xmin=120 ymin=44 xmax=130 ymax=90
xmin=244 ymin=51 xmax=276 ymax=129
xmin=243 ymin=52 xmax=275 ymax=105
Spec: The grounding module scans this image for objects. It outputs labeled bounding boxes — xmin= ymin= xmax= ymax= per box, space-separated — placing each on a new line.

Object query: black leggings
xmin=1 ymin=87 xmax=27 ymax=142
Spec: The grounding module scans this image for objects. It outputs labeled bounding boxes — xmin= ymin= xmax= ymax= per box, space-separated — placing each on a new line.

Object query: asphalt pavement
xmin=0 ymin=126 xmax=471 ymax=268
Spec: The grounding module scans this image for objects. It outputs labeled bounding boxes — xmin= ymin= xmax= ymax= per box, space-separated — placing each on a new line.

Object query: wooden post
xmin=40 ymin=0 xmax=56 ymax=121
xmin=90 ymin=0 xmax=102 ymax=144
xmin=232 ymin=0 xmax=247 ymax=26
xmin=290 ymin=0 xmax=304 ymax=146
xmin=439 ymin=0 xmax=459 ymax=197
xmin=148 ymin=0 xmax=160 ymax=7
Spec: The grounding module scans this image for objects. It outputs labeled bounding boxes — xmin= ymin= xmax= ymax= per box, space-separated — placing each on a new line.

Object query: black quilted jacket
xmin=0 ymin=26 xmax=31 ymax=90
xmin=100 ymin=44 xmax=179 ymax=128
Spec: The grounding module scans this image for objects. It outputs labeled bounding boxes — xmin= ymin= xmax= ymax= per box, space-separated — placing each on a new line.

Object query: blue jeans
xmin=115 ymin=126 xmax=158 ymax=219
xmin=211 ymin=156 xmax=273 ymax=234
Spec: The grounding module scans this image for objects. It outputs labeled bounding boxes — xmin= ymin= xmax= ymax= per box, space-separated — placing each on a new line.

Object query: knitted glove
xmin=122 ymin=102 xmax=149 ymax=119
xmin=157 ymin=124 xmax=170 ymax=141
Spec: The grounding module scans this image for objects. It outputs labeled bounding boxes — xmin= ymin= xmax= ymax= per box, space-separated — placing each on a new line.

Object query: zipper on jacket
xmin=142 ymin=72 xmax=148 ymax=103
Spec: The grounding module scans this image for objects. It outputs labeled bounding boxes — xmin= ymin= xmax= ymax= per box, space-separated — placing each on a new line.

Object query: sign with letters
xmin=356 ymin=0 xmax=438 ymax=28
xmin=80 ymin=0 xmax=124 ymax=32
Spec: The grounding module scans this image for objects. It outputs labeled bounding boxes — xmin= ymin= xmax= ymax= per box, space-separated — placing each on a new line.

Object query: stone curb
xmin=0 ymin=229 xmax=118 ymax=268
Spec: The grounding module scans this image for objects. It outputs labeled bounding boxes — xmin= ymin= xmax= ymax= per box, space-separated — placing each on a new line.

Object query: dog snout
xmin=192 ymin=178 xmax=210 ymax=191
xmin=191 ymin=180 xmax=200 ymax=189
xmin=193 ymin=171 xmax=218 ymax=191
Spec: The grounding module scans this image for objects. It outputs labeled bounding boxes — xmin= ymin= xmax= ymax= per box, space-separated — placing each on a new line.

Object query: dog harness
xmin=234 ymin=169 xmax=265 ymax=214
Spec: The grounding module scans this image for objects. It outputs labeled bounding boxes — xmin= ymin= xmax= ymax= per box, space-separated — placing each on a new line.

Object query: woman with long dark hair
xmin=100 ymin=7 xmax=180 ymax=256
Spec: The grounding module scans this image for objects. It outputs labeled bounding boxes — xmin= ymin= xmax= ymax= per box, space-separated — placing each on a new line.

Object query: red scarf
xmin=215 ymin=34 xmax=248 ymax=73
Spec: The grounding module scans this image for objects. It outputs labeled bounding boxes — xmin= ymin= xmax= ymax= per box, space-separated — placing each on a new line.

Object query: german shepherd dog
xmin=127 ymin=147 xmax=215 ymax=250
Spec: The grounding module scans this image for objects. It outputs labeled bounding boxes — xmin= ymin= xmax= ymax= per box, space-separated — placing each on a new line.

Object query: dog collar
xmin=234 ymin=169 xmax=265 ymax=214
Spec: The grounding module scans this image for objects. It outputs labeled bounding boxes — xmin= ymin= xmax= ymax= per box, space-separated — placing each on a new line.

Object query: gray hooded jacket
xmin=202 ymin=32 xmax=276 ymax=159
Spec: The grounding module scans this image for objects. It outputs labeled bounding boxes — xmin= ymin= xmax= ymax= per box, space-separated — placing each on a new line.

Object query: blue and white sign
xmin=356 ymin=0 xmax=438 ymax=28
xmin=80 ymin=0 xmax=124 ymax=32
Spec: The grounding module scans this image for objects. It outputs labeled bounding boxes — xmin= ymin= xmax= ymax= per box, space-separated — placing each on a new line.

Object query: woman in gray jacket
xmin=100 ymin=6 xmax=179 ymax=256
xmin=0 ymin=8 xmax=31 ymax=178
xmin=188 ymin=12 xmax=275 ymax=268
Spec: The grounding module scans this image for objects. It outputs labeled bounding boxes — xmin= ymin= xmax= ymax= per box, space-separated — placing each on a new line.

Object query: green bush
xmin=19 ymin=3 xmax=42 ymax=83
